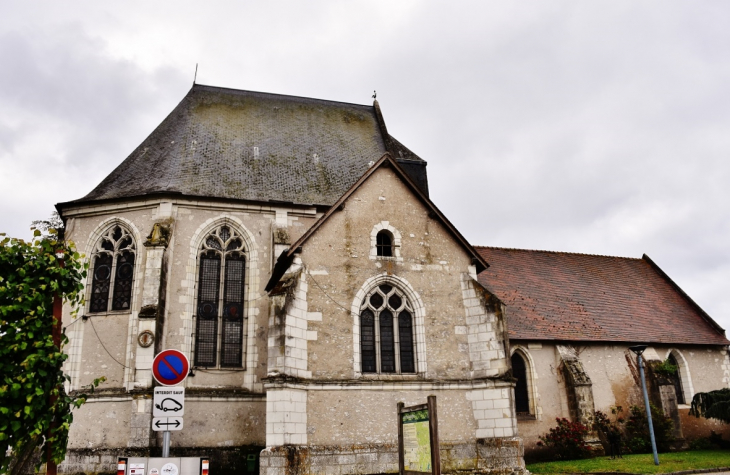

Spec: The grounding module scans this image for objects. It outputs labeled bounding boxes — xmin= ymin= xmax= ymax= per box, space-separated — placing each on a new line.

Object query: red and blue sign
xmin=152 ymin=349 xmax=190 ymax=386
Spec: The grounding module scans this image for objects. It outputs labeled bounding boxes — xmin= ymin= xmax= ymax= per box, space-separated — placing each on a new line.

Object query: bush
xmin=652 ymin=358 xmax=679 ymax=378
xmin=539 ymin=418 xmax=594 ymax=460
xmin=689 ymin=437 xmax=715 ymax=450
xmin=624 ymin=404 xmax=675 ymax=453
xmin=689 ymin=431 xmax=730 ymax=450
xmin=593 ymin=407 xmax=626 ymax=455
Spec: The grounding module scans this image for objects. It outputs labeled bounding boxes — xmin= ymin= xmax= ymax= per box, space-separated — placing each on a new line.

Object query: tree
xmin=29 ymin=211 xmax=64 ymax=237
xmin=690 ymin=388 xmax=730 ymax=424
xmin=0 ymin=229 xmax=102 ymax=474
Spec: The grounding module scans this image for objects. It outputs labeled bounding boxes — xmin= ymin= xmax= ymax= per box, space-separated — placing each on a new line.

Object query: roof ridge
xmin=474 ymin=245 xmax=643 ymax=261
xmin=193 ymin=83 xmax=374 ymax=109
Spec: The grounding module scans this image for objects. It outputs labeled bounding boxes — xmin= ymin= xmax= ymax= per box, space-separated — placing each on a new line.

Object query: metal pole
xmin=162 ymin=431 xmax=171 ymax=457
xmin=638 ymin=354 xmax=659 ymax=465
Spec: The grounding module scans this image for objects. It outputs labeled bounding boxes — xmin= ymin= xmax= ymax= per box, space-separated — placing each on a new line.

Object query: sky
xmin=2 ymin=1 xmax=729 ymax=331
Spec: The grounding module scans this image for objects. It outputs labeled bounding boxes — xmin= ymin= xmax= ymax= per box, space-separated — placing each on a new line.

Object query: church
xmin=55 ymin=84 xmax=729 ymax=474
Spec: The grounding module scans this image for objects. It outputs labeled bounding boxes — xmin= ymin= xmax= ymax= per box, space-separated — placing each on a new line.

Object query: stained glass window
xmin=361 ymin=310 xmax=376 ymax=373
xmin=359 ymin=284 xmax=416 ymax=374
xmin=194 ymin=225 xmax=246 ymax=368
xmin=90 ymin=254 xmax=113 ymax=312
xmin=89 ymin=225 xmax=136 ymax=313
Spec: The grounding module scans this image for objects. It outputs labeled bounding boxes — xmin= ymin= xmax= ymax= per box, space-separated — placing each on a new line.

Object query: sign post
xmin=151 ymin=350 xmax=190 ymax=457
xmin=398 ymin=396 xmax=440 ymax=475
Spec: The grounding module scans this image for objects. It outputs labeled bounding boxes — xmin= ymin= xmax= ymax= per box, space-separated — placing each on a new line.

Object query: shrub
xmin=690 ymin=431 xmax=730 ymax=450
xmin=624 ymin=404 xmax=675 ymax=453
xmin=593 ymin=406 xmax=625 ymax=455
xmin=652 ymin=358 xmax=679 ymax=378
xmin=689 ymin=437 xmax=715 ymax=450
xmin=539 ymin=417 xmax=594 ymax=460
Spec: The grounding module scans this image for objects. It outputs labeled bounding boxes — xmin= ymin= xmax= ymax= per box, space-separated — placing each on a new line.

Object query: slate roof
xmin=60 ymin=84 xmax=427 ymax=208
xmin=476 ymin=246 xmax=729 ymax=345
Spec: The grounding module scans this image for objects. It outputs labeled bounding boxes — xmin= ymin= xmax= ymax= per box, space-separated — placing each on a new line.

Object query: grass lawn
xmin=526 ymin=450 xmax=730 ymax=474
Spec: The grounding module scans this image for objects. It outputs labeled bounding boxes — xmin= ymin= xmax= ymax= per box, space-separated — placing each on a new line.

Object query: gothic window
xmin=360 ymin=284 xmax=415 ymax=374
xmin=194 ymin=225 xmax=246 ymax=368
xmin=376 ymin=230 xmax=393 ymax=257
xmin=511 ymin=351 xmax=531 ymax=416
xmin=667 ymin=353 xmax=685 ymax=405
xmin=89 ymin=225 xmax=136 ymax=313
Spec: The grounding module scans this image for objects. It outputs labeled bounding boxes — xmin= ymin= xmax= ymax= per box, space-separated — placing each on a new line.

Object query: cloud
xmin=0 ymin=22 xmax=188 ymax=239
xmin=1 ymin=0 xmax=729 ymax=330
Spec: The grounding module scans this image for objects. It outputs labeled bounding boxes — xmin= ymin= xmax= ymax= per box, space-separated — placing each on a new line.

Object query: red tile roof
xmin=476 ymin=247 xmax=729 ymax=345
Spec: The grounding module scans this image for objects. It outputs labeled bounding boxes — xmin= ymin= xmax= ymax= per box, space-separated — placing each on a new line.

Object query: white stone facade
xmin=58 ymin=166 xmax=523 ymax=474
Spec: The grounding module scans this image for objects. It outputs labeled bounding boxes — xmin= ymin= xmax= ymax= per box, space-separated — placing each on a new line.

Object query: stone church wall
xmin=261 ymin=165 xmax=523 ymax=474
xmin=57 ymin=166 xmax=524 ymax=474
xmin=60 ymin=197 xmax=318 ymax=472
xmin=512 ymin=341 xmax=730 ymax=455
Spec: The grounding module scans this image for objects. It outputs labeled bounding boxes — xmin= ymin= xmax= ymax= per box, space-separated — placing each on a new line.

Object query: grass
xmin=526 ymin=450 xmax=730 ymax=474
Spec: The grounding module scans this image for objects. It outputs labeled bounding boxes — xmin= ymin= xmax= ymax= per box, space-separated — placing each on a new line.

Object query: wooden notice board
xmin=398 ymin=396 xmax=440 ymax=475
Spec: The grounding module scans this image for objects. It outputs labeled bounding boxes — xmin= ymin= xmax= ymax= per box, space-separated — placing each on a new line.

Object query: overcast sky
xmin=2 ymin=1 xmax=729 ymax=332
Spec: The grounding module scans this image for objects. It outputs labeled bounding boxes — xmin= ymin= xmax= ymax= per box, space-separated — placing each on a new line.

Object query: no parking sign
xmin=152 ymin=349 xmax=190 ymax=386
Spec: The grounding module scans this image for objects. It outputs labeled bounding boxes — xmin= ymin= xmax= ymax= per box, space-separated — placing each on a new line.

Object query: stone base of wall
xmin=53 ymin=446 xmax=263 ymax=475
xmin=474 ymin=438 xmax=526 ymax=474
xmin=260 ymin=438 xmax=526 ymax=475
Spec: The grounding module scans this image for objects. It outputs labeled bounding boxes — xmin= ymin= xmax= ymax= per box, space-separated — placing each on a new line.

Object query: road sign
xmin=153 ymin=386 xmax=185 ymax=417
xmin=152 ymin=417 xmax=184 ymax=432
xmin=152 ymin=349 xmax=190 ymax=386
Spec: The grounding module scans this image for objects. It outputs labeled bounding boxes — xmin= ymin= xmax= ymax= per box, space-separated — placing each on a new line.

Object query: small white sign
xmin=130 ymin=463 xmax=145 ymax=475
xmin=161 ymin=463 xmax=179 ymax=475
xmin=153 ymin=386 xmax=185 ymax=417
xmin=152 ymin=416 xmax=184 ymax=431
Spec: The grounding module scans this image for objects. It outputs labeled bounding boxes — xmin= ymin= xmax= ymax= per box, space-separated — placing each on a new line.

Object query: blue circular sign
xmin=152 ymin=349 xmax=190 ymax=386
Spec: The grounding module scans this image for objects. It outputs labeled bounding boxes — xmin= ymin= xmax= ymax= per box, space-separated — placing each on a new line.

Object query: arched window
xmin=89 ymin=225 xmax=136 ymax=313
xmin=360 ymin=284 xmax=415 ymax=374
xmin=667 ymin=353 xmax=685 ymax=405
xmin=511 ymin=351 xmax=531 ymax=416
xmin=194 ymin=225 xmax=246 ymax=368
xmin=376 ymin=230 xmax=393 ymax=257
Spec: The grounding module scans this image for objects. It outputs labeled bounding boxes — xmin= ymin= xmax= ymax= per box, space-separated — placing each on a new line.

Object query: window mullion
xmin=374 ymin=309 xmax=381 ymax=374
xmin=107 ymin=252 xmax=118 ymax=312
xmin=216 ymin=252 xmax=226 ymax=368
xmin=394 ymin=312 xmax=401 ymax=373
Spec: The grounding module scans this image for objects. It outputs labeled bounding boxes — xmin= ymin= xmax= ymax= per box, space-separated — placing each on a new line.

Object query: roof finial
xmin=372 ymin=90 xmax=376 ymax=100
xmin=193 ymin=63 xmax=198 ymax=85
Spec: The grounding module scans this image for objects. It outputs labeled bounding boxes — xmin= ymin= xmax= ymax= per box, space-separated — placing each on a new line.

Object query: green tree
xmin=690 ymin=388 xmax=730 ymax=424
xmin=29 ymin=211 xmax=64 ymax=237
xmin=0 ymin=229 xmax=102 ymax=474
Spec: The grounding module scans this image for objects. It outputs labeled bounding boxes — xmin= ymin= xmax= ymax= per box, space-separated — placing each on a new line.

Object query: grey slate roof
xmin=63 ymin=84 xmax=427 ymax=208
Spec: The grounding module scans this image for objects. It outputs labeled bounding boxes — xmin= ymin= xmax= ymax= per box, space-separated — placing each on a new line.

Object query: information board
xmin=398 ymin=396 xmax=440 ymax=475
xmin=402 ymin=409 xmax=432 ymax=472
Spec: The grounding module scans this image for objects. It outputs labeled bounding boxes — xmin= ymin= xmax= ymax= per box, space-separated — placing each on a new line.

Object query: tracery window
xmin=360 ymin=284 xmax=415 ymax=374
xmin=89 ymin=225 xmax=136 ymax=313
xmin=511 ymin=351 xmax=531 ymax=416
xmin=376 ymin=230 xmax=393 ymax=257
xmin=194 ymin=225 xmax=246 ymax=368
